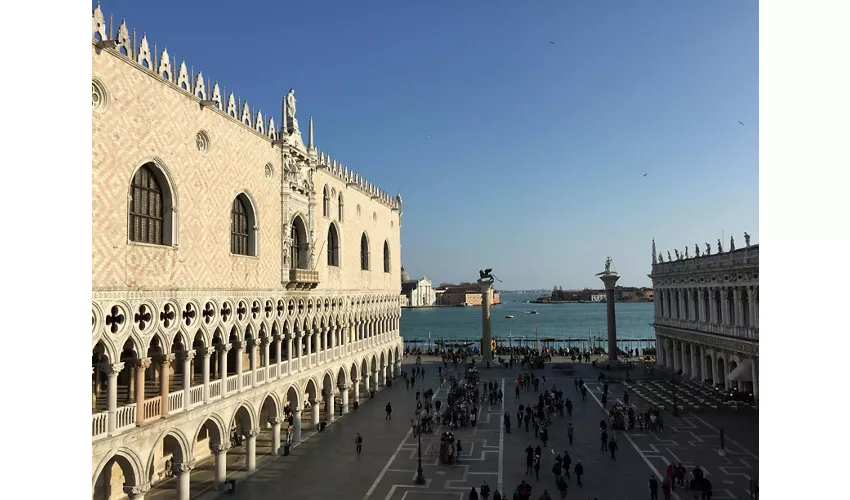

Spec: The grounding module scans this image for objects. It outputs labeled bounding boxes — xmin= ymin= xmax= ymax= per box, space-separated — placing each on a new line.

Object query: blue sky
xmin=94 ymin=0 xmax=758 ymax=290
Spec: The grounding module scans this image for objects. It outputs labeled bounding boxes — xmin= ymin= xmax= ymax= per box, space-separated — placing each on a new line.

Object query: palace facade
xmin=650 ymin=239 xmax=759 ymax=402
xmin=91 ymin=6 xmax=403 ymax=499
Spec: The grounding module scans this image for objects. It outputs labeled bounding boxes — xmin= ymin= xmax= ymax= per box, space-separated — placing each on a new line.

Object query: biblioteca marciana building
xmin=91 ymin=6 xmax=403 ymax=499
xmin=649 ymin=236 xmax=758 ymax=403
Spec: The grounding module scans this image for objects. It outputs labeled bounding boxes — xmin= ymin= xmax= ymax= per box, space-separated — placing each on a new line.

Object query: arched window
xmin=360 ymin=233 xmax=370 ymax=271
xmin=338 ymin=193 xmax=344 ymax=221
xmin=383 ymin=241 xmax=391 ymax=273
xmin=322 ymin=186 xmax=330 ymax=217
xmin=129 ymin=163 xmax=168 ymax=245
xmin=327 ymin=224 xmax=340 ymax=267
xmin=230 ymin=194 xmax=256 ymax=256
xmin=290 ymin=216 xmax=308 ymax=269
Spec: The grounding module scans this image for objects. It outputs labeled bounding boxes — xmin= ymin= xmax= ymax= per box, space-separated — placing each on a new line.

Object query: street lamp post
xmin=414 ymin=414 xmax=426 ymax=484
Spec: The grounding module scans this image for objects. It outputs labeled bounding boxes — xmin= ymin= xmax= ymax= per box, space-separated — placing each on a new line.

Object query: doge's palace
xmin=650 ymin=236 xmax=759 ymax=403
xmin=91 ymin=6 xmax=403 ymax=499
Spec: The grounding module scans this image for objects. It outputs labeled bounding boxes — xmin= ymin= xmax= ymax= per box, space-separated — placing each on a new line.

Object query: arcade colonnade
xmin=655 ymin=333 xmax=758 ymax=403
xmin=654 ymin=285 xmax=759 ymax=334
xmin=92 ymin=339 xmax=402 ymax=500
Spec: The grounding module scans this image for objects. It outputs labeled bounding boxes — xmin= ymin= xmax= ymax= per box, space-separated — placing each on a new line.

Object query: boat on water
xmin=505 ymin=315 xmax=514 ymax=319
xmin=527 ymin=310 xmax=539 ymax=314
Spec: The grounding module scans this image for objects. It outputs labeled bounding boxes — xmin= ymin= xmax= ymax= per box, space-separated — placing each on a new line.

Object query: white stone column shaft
xmin=202 ymin=350 xmax=211 ymax=404
xmin=236 ymin=341 xmax=245 ymax=392
xmin=271 ymin=418 xmax=281 ymax=455
xmin=182 ymin=352 xmax=194 ymax=411
xmin=275 ymin=335 xmax=283 ymax=378
xmin=213 ymin=445 xmax=229 ymax=489
xmin=293 ymin=409 xmax=302 ymax=442
xmin=245 ymin=429 xmax=258 ymax=471
xmin=341 ymin=387 xmax=349 ymax=414
xmin=106 ymin=362 xmax=123 ymax=434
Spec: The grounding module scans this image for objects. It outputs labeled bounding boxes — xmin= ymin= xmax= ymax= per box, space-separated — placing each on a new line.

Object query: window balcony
xmin=288 ymin=269 xmax=319 ymax=289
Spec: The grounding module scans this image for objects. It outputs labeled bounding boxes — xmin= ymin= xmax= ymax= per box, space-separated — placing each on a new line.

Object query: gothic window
xmin=322 ymin=186 xmax=330 ymax=217
xmin=290 ymin=216 xmax=308 ymax=269
xmin=129 ymin=164 xmax=165 ymax=245
xmin=383 ymin=240 xmax=391 ymax=273
xmin=230 ymin=194 xmax=256 ymax=256
xmin=360 ymin=233 xmax=370 ymax=271
xmin=327 ymin=224 xmax=340 ymax=267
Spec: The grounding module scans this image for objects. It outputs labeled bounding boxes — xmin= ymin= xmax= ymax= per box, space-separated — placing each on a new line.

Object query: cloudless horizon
xmin=93 ymin=0 xmax=759 ymax=290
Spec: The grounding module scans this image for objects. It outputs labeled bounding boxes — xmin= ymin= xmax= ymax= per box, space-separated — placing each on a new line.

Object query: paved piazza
xmin=178 ymin=358 xmax=758 ymax=500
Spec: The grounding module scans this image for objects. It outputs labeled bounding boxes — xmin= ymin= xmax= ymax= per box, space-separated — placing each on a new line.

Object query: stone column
xmin=310 ymin=398 xmax=320 ymax=427
xmin=305 ymin=331 xmax=312 ymax=368
xmin=751 ymin=358 xmax=759 ymax=403
xmin=105 ymin=362 xmax=124 ymax=434
xmin=202 ymin=349 xmax=211 ymax=404
xmin=363 ymin=373 xmax=370 ymax=393
xmin=245 ymin=429 xmax=258 ymax=472
xmin=598 ymin=272 xmax=621 ymax=361
xmin=478 ymin=279 xmax=494 ymax=362
xmin=135 ymin=358 xmax=151 ymax=425
xmin=123 ymin=484 xmax=151 ymax=500
xmin=724 ymin=352 xmax=732 ymax=390
xmin=275 ymin=334 xmax=283 ymax=378
xmin=733 ymin=287 xmax=743 ymax=327
xmin=710 ymin=351 xmax=719 ymax=386
xmin=381 ymin=366 xmax=387 ymax=386
xmin=654 ymin=335 xmax=663 ymax=366
xmin=700 ymin=346 xmax=708 ymax=383
xmin=353 ymin=378 xmax=361 ymax=402
xmin=325 ymin=391 xmax=335 ymax=422
xmin=218 ymin=344 xmax=230 ymax=394
xmin=697 ymin=289 xmax=705 ymax=322
xmin=672 ymin=342 xmax=680 ymax=372
xmin=182 ymin=350 xmax=195 ymax=411
xmin=262 ymin=337 xmax=270 ymax=379
xmin=720 ymin=288 xmax=730 ymax=326
xmin=249 ymin=341 xmax=257 ymax=387
xmin=235 ymin=341 xmax=245 ymax=392
xmin=395 ymin=359 xmax=402 ymax=378
xmin=212 ymin=444 xmax=230 ymax=489
xmin=681 ymin=343 xmax=689 ymax=375
xmin=270 ymin=417 xmax=281 ymax=455
xmin=159 ymin=354 xmax=175 ymax=417
xmin=287 ymin=333 xmax=294 ymax=373
xmin=340 ymin=387 xmax=349 ymax=414
xmin=690 ymin=289 xmax=698 ymax=322
xmin=293 ymin=409 xmax=302 ymax=442
xmin=174 ymin=462 xmax=194 ymax=500
xmin=690 ymin=343 xmax=698 ymax=379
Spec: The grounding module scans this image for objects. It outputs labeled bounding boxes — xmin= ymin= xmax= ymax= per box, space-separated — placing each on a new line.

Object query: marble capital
xmin=102 ymin=361 xmax=125 ymax=375
xmin=160 ymin=353 xmax=177 ymax=365
xmin=173 ymin=461 xmax=196 ymax=473
xmin=182 ymin=350 xmax=196 ymax=362
xmin=235 ymin=341 xmax=247 ymax=350
xmin=268 ymin=417 xmax=281 ymax=426
xmin=211 ymin=443 xmax=231 ymax=454
xmin=218 ymin=344 xmax=232 ymax=353
xmin=123 ymin=483 xmax=151 ymax=497
xmin=244 ymin=428 xmax=260 ymax=438
xmin=136 ymin=358 xmax=152 ymax=371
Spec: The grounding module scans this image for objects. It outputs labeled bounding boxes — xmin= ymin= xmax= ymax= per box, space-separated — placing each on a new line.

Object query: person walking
xmin=662 ymin=477 xmax=672 ymax=500
xmin=533 ymin=453 xmax=541 ymax=480
xmin=561 ymin=451 xmax=571 ymax=479
xmin=480 ymin=481 xmax=491 ymax=500
xmin=386 ymin=402 xmax=393 ymax=420
xmin=355 ymin=433 xmax=363 ymax=455
xmin=573 ymin=461 xmax=584 ymax=487
xmin=469 ymin=487 xmax=479 ymax=500
xmin=456 ymin=439 xmax=463 ymax=463
xmin=609 ymin=437 xmax=618 ymax=460
xmin=567 ymin=423 xmax=574 ymax=444
xmin=556 ymin=475 xmax=567 ymax=500
xmin=525 ymin=445 xmax=535 ymax=475
xmin=581 ymin=385 xmax=587 ymax=401
xmin=649 ymin=476 xmax=659 ymax=500
xmin=601 ymin=430 xmax=608 ymax=451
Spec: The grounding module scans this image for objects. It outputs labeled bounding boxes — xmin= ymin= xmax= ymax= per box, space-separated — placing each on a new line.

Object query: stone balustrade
xmin=652 ymin=245 xmax=758 ymax=275
xmin=654 ymin=317 xmax=759 ymax=341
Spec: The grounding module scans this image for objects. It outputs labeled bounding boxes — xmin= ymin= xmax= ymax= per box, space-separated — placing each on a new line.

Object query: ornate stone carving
xmin=136 ymin=357 xmax=152 ymax=371
xmin=173 ymin=461 xmax=196 ymax=473
xmin=160 ymin=353 xmax=176 ymax=365
xmin=217 ymin=344 xmax=232 ymax=354
xmin=744 ymin=232 xmax=751 ymax=248
xmin=244 ymin=428 xmax=260 ymax=438
xmin=717 ymin=238 xmax=723 ymax=253
xmin=182 ymin=350 xmax=196 ymax=362
xmin=196 ymin=131 xmax=210 ymax=154
xmin=705 ymin=242 xmax=711 ymax=255
xmin=730 ymin=236 xmax=736 ymax=252
xmin=92 ymin=79 xmax=108 ymax=112
xmin=123 ymin=484 xmax=151 ymax=497
xmin=102 ymin=362 xmax=125 ymax=375
xmin=667 ymin=251 xmax=672 ymax=262
xmin=211 ymin=443 xmax=231 ymax=454
xmin=695 ymin=244 xmax=701 ymax=257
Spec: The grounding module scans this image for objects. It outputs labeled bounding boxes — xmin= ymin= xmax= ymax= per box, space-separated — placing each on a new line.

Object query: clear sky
xmin=94 ymin=0 xmax=759 ymax=290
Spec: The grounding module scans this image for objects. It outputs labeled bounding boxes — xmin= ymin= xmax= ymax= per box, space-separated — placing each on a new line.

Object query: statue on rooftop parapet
xmin=659 ymin=253 xmax=664 ymax=263
xmin=674 ymin=249 xmax=680 ymax=260
xmin=652 ymin=239 xmax=657 ymax=265
xmin=667 ymin=251 xmax=672 ymax=262
xmin=730 ymin=236 xmax=736 ymax=252
xmin=286 ymin=89 xmax=297 ymax=120
xmin=684 ymin=247 xmax=689 ymax=259
xmin=717 ymin=238 xmax=723 ymax=253
xmin=744 ymin=232 xmax=751 ymax=248
xmin=695 ymin=244 xmax=701 ymax=257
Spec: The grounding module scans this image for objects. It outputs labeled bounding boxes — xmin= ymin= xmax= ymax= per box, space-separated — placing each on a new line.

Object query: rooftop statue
xmin=730 ymin=235 xmax=736 ymax=252
xmin=744 ymin=232 xmax=751 ymax=248
xmin=667 ymin=250 xmax=672 ymax=262
xmin=684 ymin=246 xmax=689 ymax=259
xmin=695 ymin=244 xmax=701 ymax=257
xmin=705 ymin=242 xmax=711 ymax=255
xmin=604 ymin=256 xmax=613 ymax=274
xmin=659 ymin=253 xmax=664 ymax=263
xmin=717 ymin=238 xmax=723 ymax=253
xmin=674 ymin=249 xmax=680 ymax=260
xmin=286 ymin=88 xmax=297 ymax=119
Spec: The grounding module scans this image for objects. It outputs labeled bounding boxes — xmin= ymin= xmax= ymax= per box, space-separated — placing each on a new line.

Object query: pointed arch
xmin=338 ymin=192 xmax=344 ymax=221
xmin=290 ymin=214 xmax=308 ymax=269
xmin=231 ymin=191 xmax=258 ymax=256
xmin=128 ymin=160 xmax=178 ymax=246
xmin=360 ymin=232 xmax=370 ymax=271
xmin=327 ymin=222 xmax=340 ymax=267
xmin=322 ymin=185 xmax=330 ymax=217
xmin=383 ymin=240 xmax=391 ymax=273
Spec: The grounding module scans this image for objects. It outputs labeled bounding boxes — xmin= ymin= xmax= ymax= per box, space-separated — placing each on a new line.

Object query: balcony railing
xmin=655 ymin=317 xmax=759 ymax=341
xmin=93 ymin=336 xmax=398 ymax=438
xmin=93 ymin=411 xmax=108 ymax=439
xmin=168 ymin=392 xmax=183 ymax=413
xmin=288 ymin=269 xmax=320 ymax=290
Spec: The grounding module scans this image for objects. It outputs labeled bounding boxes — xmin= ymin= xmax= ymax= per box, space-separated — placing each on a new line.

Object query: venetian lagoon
xmin=400 ymin=290 xmax=655 ymax=348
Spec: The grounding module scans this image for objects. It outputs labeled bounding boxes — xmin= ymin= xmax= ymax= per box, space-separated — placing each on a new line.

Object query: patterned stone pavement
xmin=166 ymin=358 xmax=757 ymax=500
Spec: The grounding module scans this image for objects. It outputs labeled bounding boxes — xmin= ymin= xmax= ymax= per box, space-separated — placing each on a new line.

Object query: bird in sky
xmin=643 ymin=173 xmax=648 ymax=177
xmin=425 ymin=134 xmax=431 ymax=139
xmin=738 ymin=121 xmax=745 ymax=126
xmin=550 ymin=41 xmax=556 ymax=44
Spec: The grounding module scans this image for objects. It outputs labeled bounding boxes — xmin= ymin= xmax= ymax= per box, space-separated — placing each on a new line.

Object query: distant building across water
xmin=400 ymin=267 xmax=437 ymax=307
xmin=538 ymin=286 xmax=653 ymax=303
